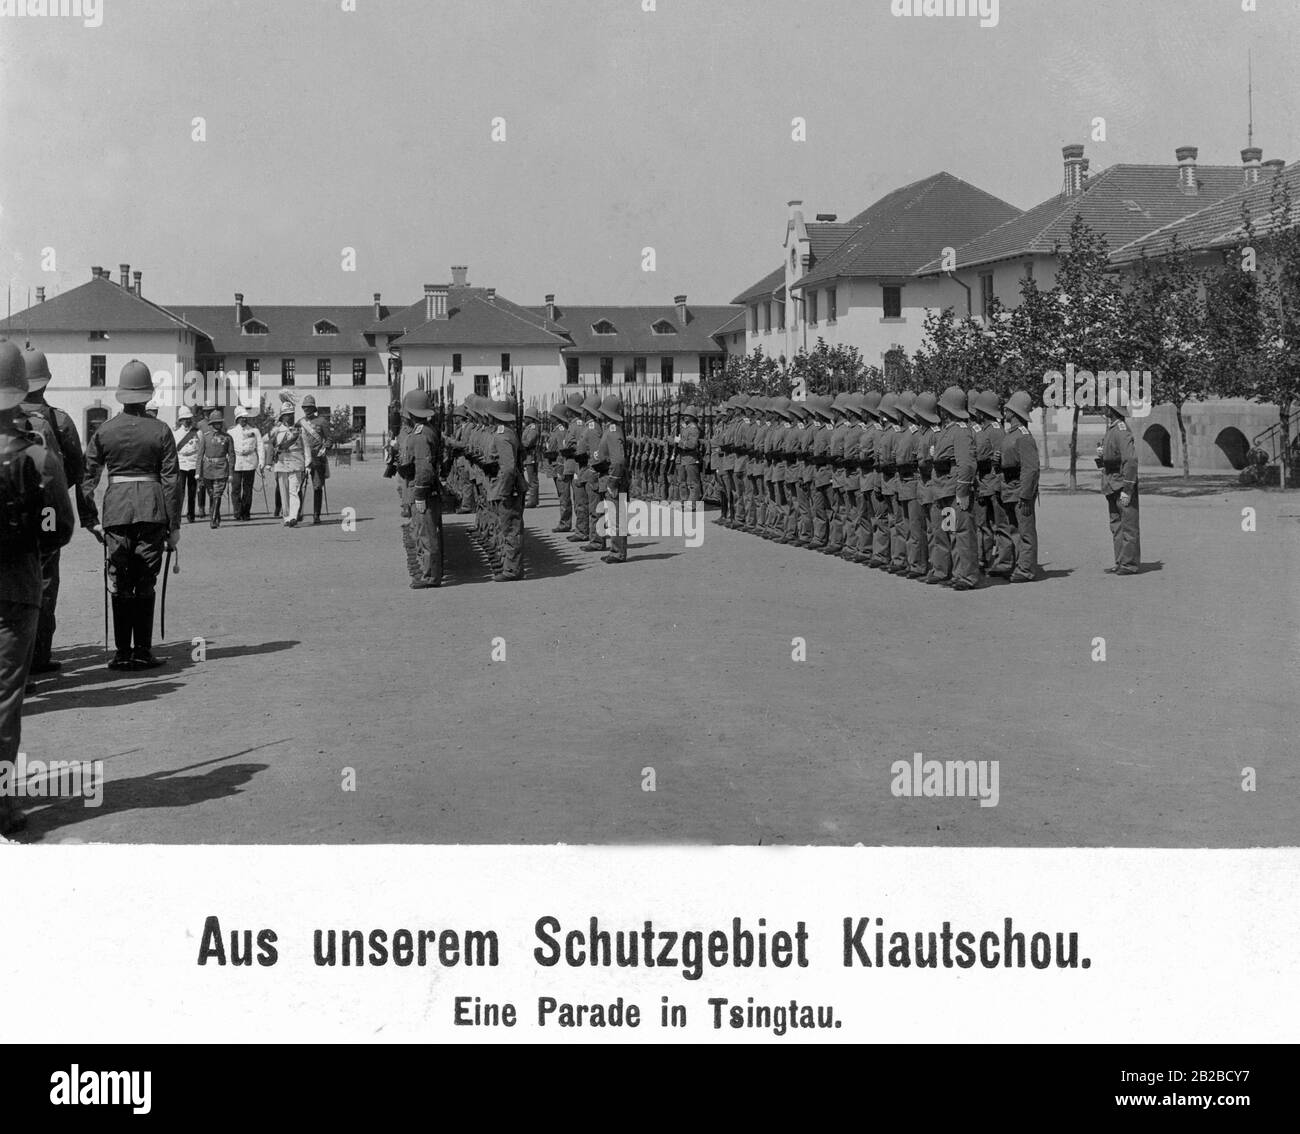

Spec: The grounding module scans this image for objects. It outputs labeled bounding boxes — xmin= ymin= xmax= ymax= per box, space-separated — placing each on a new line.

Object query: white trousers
xmin=277 ymin=471 xmax=303 ymax=523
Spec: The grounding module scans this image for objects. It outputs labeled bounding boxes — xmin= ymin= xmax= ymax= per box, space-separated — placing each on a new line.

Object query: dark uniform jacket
xmin=930 ymin=421 xmax=975 ymax=500
xmin=999 ymin=426 xmax=1040 ymax=503
xmin=20 ymin=396 xmax=92 ymax=526
xmin=677 ymin=421 xmax=701 ymax=465
xmin=406 ymin=422 xmax=440 ymax=502
xmin=486 ymin=425 xmax=520 ymax=502
xmin=595 ymin=423 xmax=627 ymax=490
xmin=974 ymin=422 xmax=1004 ymax=498
xmin=0 ymin=423 xmax=75 ymax=607
xmin=82 ymin=411 xmax=180 ymax=531
xmin=1099 ymin=421 xmax=1138 ymax=495
xmin=894 ymin=426 xmax=920 ymax=502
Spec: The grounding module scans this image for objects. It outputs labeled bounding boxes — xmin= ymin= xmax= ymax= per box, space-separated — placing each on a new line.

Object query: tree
xmin=786 ymin=338 xmax=869 ymax=396
xmin=712 ymin=347 xmax=789 ymax=399
xmin=1121 ymin=238 xmax=1209 ymax=477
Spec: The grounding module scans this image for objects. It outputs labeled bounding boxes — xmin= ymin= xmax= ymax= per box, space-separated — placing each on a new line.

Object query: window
xmin=313 ymin=319 xmax=339 ymax=335
xmin=565 ymin=357 xmax=579 ymax=385
xmin=317 ymin=359 xmax=331 ymax=386
xmin=387 ymin=357 xmax=402 ymax=385
xmin=979 ymin=272 xmax=995 ymax=321
xmin=1023 ymin=260 xmax=1035 ymax=282
xmin=474 ymin=375 xmax=490 ymax=397
xmin=592 ymin=319 xmax=617 ymax=335
xmin=206 ymin=356 xmax=226 ymax=375
xmin=246 ymin=358 xmax=261 ymax=378
xmin=599 ymin=357 xmax=614 ymax=384
xmin=807 ymin=291 xmax=818 ymax=325
xmin=750 ymin=305 xmax=759 ymax=333
xmin=651 ymin=320 xmax=676 ymax=335
xmin=90 ymin=355 xmax=106 ymax=387
xmin=882 ymin=286 xmax=902 ymax=319
xmin=242 ymin=319 xmax=268 ymax=335
xmin=352 ymin=406 xmax=367 ymax=433
xmin=89 ymin=330 xmax=109 ymax=341
xmin=827 ymin=288 xmax=837 ymax=324
xmin=633 ymin=357 xmax=646 ymax=382
xmin=500 ymin=353 xmax=510 ymax=373
xmin=777 ymin=302 xmax=785 ymax=331
xmin=282 ymin=359 xmax=296 ymax=386
xmin=352 ymin=358 xmax=366 ymax=386
xmin=660 ymin=357 xmax=674 ymax=384
xmin=452 ymin=353 xmax=462 ymax=374
xmin=764 ymin=303 xmax=772 ymax=333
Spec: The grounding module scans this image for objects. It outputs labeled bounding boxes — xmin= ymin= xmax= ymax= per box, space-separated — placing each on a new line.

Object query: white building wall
xmin=398 ymin=344 xmax=566 ymax=403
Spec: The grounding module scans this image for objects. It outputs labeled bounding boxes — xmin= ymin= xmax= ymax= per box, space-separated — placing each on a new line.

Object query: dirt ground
xmin=12 ymin=464 xmax=1299 ymax=846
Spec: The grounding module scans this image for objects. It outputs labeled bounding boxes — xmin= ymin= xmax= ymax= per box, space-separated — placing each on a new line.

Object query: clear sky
xmin=1 ymin=0 xmax=1296 ymax=311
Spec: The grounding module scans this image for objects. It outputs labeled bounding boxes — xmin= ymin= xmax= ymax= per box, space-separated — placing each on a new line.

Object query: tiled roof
xmin=916 ymin=164 xmax=1248 ymax=274
xmin=0 ymin=276 xmax=206 ymax=336
xmin=794 ymin=172 xmax=1022 ymax=287
xmin=1110 ymin=163 xmax=1300 ymax=264
xmin=711 ymin=308 xmax=748 ymax=338
xmin=527 ymin=304 xmax=741 ymax=354
xmin=397 ymin=294 xmax=569 ymax=348
xmin=731 ymin=265 xmax=786 ymax=306
xmin=173 ymin=304 xmax=385 ymax=356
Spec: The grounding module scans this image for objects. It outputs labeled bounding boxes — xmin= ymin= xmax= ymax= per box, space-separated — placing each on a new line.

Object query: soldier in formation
xmin=397 ymin=389 xmax=444 ymax=589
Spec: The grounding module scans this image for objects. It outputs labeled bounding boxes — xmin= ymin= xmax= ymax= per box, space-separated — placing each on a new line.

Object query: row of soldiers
xmin=702 ymin=386 xmax=1042 ymax=587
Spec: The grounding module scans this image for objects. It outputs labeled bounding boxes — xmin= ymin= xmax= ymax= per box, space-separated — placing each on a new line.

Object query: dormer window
xmin=591 ymin=319 xmax=617 ymax=335
xmin=651 ymin=319 xmax=676 ymax=335
xmin=242 ymin=319 xmax=268 ymax=335
xmin=313 ymin=319 xmax=339 ymax=335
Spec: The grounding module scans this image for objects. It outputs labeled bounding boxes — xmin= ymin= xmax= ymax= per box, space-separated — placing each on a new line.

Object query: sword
xmin=102 ymin=537 xmax=109 ymax=656
xmin=161 ymin=546 xmax=176 ymax=639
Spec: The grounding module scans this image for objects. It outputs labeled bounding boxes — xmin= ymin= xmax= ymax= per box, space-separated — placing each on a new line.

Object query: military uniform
xmin=893 ymin=393 xmax=925 ymax=577
xmin=998 ymin=391 xmax=1040 ymax=582
xmin=546 ymin=406 xmax=573 ymax=530
xmin=485 ymin=400 xmax=524 ymax=580
xmin=298 ymin=396 xmax=329 ymax=523
xmin=520 ymin=409 xmax=541 ymax=509
xmin=971 ymin=391 xmax=1004 ymax=570
xmin=1098 ymin=409 xmax=1140 ymax=574
xmin=563 ymin=397 xmax=590 ymax=541
xmin=927 ymin=387 xmax=978 ymax=589
xmin=676 ymin=409 xmax=702 ymax=505
xmin=594 ymin=396 xmax=629 ymax=562
xmin=912 ymin=392 xmax=939 ymax=580
xmin=82 ymin=360 xmax=181 ymax=669
xmin=400 ymin=390 xmax=443 ymax=588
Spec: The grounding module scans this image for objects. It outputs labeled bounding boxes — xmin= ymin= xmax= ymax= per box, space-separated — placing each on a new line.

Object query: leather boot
xmin=131 ymin=594 xmax=164 ymax=668
xmin=313 ymin=488 xmax=323 ymax=523
xmin=108 ymin=596 xmax=134 ymax=670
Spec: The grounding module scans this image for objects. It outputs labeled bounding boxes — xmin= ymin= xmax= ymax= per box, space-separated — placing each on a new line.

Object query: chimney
xmin=675 ymin=293 xmax=688 ymax=325
xmin=119 ymin=263 xmax=130 ymax=288
xmin=485 ymin=287 xmax=496 ymax=302
xmin=1080 ymin=158 xmax=1091 ymax=186
xmin=425 ymin=284 xmax=448 ymax=320
xmin=545 ymin=293 xmax=556 ymax=322
xmin=133 ymin=270 xmax=142 ymax=296
xmin=1062 ymin=144 xmax=1085 ymax=196
xmin=1241 ymin=147 xmax=1263 ymax=185
xmin=234 ymin=292 xmax=245 ymax=326
xmin=815 ymin=213 xmax=838 ymax=222
xmin=788 ymin=199 xmax=804 ymax=227
xmin=1262 ymin=158 xmax=1285 ymax=176
xmin=1176 ymin=146 xmax=1199 ymax=194
xmin=373 ymin=292 xmax=382 ymax=320
xmin=36 ymin=286 xmax=45 ymax=303
xmin=91 ymin=266 xmax=103 ymax=280
xmin=450 ymin=265 xmax=468 ymax=287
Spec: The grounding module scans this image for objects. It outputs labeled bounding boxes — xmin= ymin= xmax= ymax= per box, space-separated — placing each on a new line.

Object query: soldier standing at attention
xmin=997 ymin=390 xmax=1040 ymax=582
xmin=401 ymin=389 xmax=443 ymax=589
xmin=594 ymin=395 xmax=629 ymax=564
xmin=892 ymin=392 xmax=921 ymax=576
xmin=971 ymin=390 xmax=1004 ymax=571
xmin=564 ymin=395 xmax=593 ymax=544
xmin=808 ymin=396 xmax=835 ymax=550
xmin=0 ymin=341 xmax=74 ymax=835
xmin=713 ymin=399 xmax=736 ymax=527
xmin=912 ymin=391 xmax=939 ymax=581
xmin=520 ymin=406 xmax=541 ymax=510
xmin=854 ymin=391 xmax=881 ymax=564
xmin=1097 ymin=398 xmax=1140 ymax=574
xmin=19 ymin=348 xmax=91 ymax=677
xmin=298 ymin=394 xmax=329 ymax=525
xmin=484 ymin=399 xmax=524 ymax=581
xmin=870 ymin=393 xmax=898 ymax=568
xmin=545 ymin=403 xmax=573 ymax=530
xmin=81 ymin=360 xmax=181 ymax=670
xmin=929 ymin=386 xmax=979 ymax=590
xmin=581 ymin=396 xmax=609 ymax=554
xmin=675 ymin=404 xmax=703 ymax=507
xmin=837 ymin=394 xmax=863 ymax=561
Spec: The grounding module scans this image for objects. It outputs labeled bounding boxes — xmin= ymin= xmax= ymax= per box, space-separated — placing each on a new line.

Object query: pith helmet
xmin=452 ymin=403 xmax=466 ymax=418
xmin=787 ymin=401 xmax=809 ymax=420
xmin=878 ymin=392 xmax=900 ymax=423
xmin=236 ymin=405 xmax=255 ymax=420
xmin=207 ymin=409 xmax=225 ymax=424
xmin=896 ymin=390 xmax=917 ymax=422
xmin=523 ymin=406 xmax=539 ymax=422
xmin=116 ymin=360 xmax=155 ymax=405
xmin=1005 ymin=390 xmax=1033 ymax=423
xmin=403 ymin=389 xmax=434 ymax=419
xmin=843 ymin=393 xmax=866 ymax=419
xmin=549 ymin=402 xmax=570 ymax=421
xmin=682 ymin=404 xmax=699 ymax=419
xmin=600 ymin=395 xmax=624 ymax=422
xmin=861 ymin=389 xmax=883 ymax=418
xmin=582 ymin=393 xmax=602 ymax=418
xmin=939 ymin=385 xmax=969 ymax=419
xmin=830 ymin=392 xmax=852 ymax=417
xmin=278 ymin=405 xmax=295 ymax=420
xmin=913 ymin=391 xmax=940 ymax=425
xmin=488 ymin=399 xmax=516 ymax=423
xmin=0 ymin=341 xmax=28 ymax=410
xmin=566 ymin=392 xmax=585 ymax=411
xmin=177 ymin=406 xmax=194 ymax=421
xmin=973 ymin=389 xmax=1001 ymax=419
xmin=770 ymin=396 xmax=792 ymax=421
xmin=23 ymin=348 xmax=52 ymax=390
xmin=300 ymin=394 xmax=317 ymax=410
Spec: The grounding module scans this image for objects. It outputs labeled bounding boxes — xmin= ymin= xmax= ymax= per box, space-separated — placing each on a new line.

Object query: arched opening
xmin=1141 ymin=423 xmax=1172 ymax=467
xmin=1214 ymin=426 xmax=1250 ymax=470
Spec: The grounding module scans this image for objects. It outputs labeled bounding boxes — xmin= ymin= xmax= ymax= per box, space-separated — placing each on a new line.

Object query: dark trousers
xmin=555 ymin=473 xmax=573 ymax=527
xmin=412 ymin=499 xmax=443 ymax=584
xmin=497 ymin=492 xmax=524 ymax=578
xmin=232 ymin=469 xmax=256 ymax=520
xmin=975 ymin=493 xmax=996 ymax=566
xmin=31 ymin=549 xmax=61 ymax=669
xmin=180 ymin=469 xmax=198 ymax=522
xmin=0 ymin=600 xmax=39 ymax=826
xmin=205 ymin=478 xmax=228 ymax=522
xmin=1010 ymin=497 xmax=1039 ymax=579
xmin=585 ymin=479 xmax=605 ymax=547
xmin=524 ymin=462 xmax=540 ymax=508
xmin=572 ymin=472 xmax=590 ymax=538
xmin=810 ymin=483 xmax=831 ymax=546
xmin=871 ymin=492 xmax=891 ymax=563
xmin=1107 ymin=488 xmax=1140 ymax=570
xmin=104 ymin=522 xmax=166 ymax=657
xmin=904 ymin=496 xmax=928 ymax=575
xmin=991 ymin=494 xmax=1017 ymax=574
xmin=678 ymin=460 xmax=702 ymax=504
xmin=197 ymin=476 xmax=208 ymax=515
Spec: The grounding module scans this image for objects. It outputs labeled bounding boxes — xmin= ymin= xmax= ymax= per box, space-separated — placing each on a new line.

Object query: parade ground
xmin=15 ymin=466 xmax=1298 ymax=847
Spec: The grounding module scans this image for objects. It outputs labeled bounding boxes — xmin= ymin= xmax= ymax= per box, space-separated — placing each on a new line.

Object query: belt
xmin=976 ymin=460 xmax=994 ymax=475
xmin=932 ymin=459 xmax=954 ymax=474
xmin=1102 ymin=461 xmax=1121 ymax=472
xmin=108 ymin=474 xmax=160 ymax=484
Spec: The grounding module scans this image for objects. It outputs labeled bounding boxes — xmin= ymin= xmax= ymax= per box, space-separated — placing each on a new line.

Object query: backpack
xmin=0 ymin=440 xmax=45 ymax=556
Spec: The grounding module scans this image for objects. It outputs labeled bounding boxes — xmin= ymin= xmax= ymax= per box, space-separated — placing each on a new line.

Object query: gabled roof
xmin=174 ymin=304 xmax=384 ymax=356
xmin=711 ymin=308 xmax=748 ymax=338
xmin=1110 ymin=163 xmax=1300 ymax=264
xmin=916 ymin=163 xmax=1247 ymax=274
xmin=528 ymin=304 xmax=741 ymax=354
xmin=397 ymin=294 xmax=569 ymax=348
xmin=794 ymin=172 xmax=1022 ymax=287
xmin=731 ymin=265 xmax=786 ymax=306
xmin=0 ymin=276 xmax=206 ymax=336
xmin=368 ymin=284 xmax=567 ymax=343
